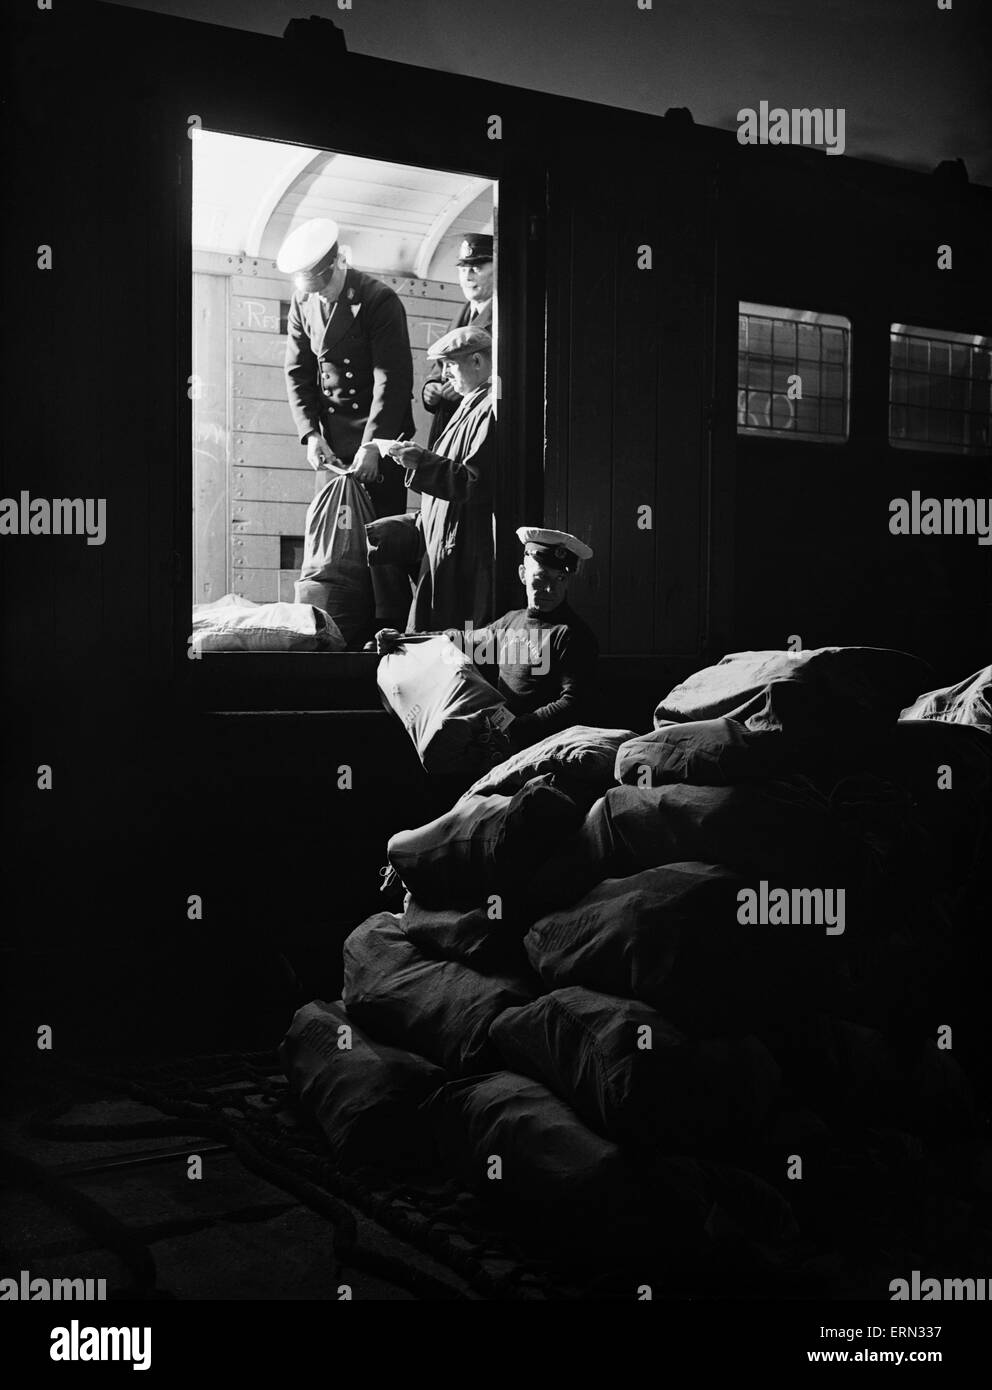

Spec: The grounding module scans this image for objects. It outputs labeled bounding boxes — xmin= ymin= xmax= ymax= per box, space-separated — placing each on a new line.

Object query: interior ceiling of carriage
xmin=192 ymin=131 xmax=495 ymax=283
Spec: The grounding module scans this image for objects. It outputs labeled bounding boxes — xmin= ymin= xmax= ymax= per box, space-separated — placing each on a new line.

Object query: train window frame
xmin=737 ymin=302 xmax=852 ymax=445
xmin=186 ymin=128 xmax=505 ymax=702
xmin=888 ymin=323 xmax=992 ymax=457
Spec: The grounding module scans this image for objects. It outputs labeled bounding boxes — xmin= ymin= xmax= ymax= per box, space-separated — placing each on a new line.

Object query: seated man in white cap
xmin=376 ymin=527 xmax=598 ymax=751
xmin=383 ymin=324 xmax=496 ymax=631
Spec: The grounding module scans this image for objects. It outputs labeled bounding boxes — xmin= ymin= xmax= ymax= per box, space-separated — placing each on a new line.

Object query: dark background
xmin=1 ymin=0 xmax=989 ymax=1068
xmin=112 ymin=0 xmax=992 ymax=183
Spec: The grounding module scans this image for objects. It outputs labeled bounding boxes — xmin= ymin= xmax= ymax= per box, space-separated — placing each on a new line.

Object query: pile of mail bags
xmin=283 ymin=648 xmax=990 ymax=1274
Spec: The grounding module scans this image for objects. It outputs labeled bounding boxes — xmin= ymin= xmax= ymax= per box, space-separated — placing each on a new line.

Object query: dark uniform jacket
xmin=285 ymin=268 xmax=415 ymax=517
xmin=421 ymin=298 xmax=493 ymax=448
xmin=405 ymin=382 xmax=496 ymax=631
xmin=466 ymin=604 xmax=599 ymax=747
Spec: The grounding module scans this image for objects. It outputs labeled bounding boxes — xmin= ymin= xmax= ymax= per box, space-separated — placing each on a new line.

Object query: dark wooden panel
xmin=610 ymin=191 xmax=662 ymax=654
xmin=653 ymin=162 xmax=710 ymax=655
xmin=543 ymin=176 xmax=571 ymax=545
xmin=706 ymin=162 xmax=739 ymax=658
xmin=490 ymin=160 xmax=547 ymax=617
xmin=545 ymin=152 xmax=714 ymax=660
xmin=560 ymin=193 xmax=615 ymax=648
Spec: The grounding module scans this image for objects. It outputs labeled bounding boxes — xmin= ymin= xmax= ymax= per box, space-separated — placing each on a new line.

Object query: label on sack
xmin=488 ymin=705 xmax=516 ymax=732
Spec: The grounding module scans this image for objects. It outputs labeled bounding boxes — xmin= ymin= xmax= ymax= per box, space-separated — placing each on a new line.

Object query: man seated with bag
xmin=376 ymin=528 xmax=598 ymax=753
xmin=364 ymin=325 xmax=497 ymax=634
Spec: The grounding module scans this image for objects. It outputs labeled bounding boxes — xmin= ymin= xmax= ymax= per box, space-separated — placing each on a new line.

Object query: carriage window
xmin=191 ymin=129 xmax=496 ymax=643
xmin=889 ymin=324 xmax=992 ymax=456
xmin=737 ymin=303 xmax=851 ymax=442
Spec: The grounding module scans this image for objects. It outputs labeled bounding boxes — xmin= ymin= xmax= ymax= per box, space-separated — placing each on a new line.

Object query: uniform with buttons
xmin=280 ymin=219 xmax=415 ymax=518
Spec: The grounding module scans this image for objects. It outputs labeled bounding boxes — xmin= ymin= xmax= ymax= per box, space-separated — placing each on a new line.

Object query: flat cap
xmin=427 ymin=325 xmax=493 ymax=361
xmin=277 ymin=218 xmax=341 ymax=285
xmin=516 ymin=526 xmax=593 ymax=572
xmin=456 ymin=233 xmax=494 ymax=265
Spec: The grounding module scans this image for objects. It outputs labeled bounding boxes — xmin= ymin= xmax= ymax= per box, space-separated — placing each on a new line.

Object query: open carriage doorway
xmin=191 ymin=130 xmax=497 ymax=615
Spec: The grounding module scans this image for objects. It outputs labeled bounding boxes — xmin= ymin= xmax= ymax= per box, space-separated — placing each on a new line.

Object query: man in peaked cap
xmin=421 ymin=233 xmax=494 ymax=448
xmin=279 ymin=217 xmax=414 ymax=521
xmin=375 ymin=525 xmax=599 ymax=752
xmin=473 ymin=526 xmax=598 ymax=748
xmin=383 ymin=323 xmax=497 ymax=632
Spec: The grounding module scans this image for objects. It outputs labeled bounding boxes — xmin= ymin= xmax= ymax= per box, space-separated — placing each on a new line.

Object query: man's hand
xmin=351 ymin=443 xmax=381 ymax=484
xmin=374 ymin=628 xmax=404 ymax=655
xmin=422 ymin=380 xmax=458 ymax=405
xmin=423 ymin=379 xmax=460 ymax=408
xmin=387 ymin=442 xmax=425 ymax=470
xmin=305 ymin=433 xmax=339 ymax=471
